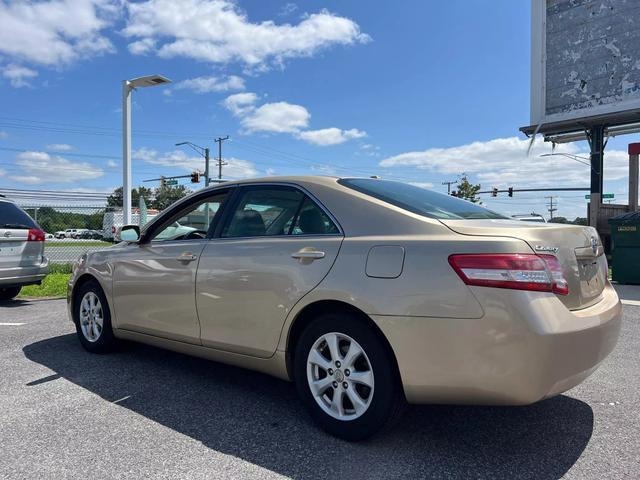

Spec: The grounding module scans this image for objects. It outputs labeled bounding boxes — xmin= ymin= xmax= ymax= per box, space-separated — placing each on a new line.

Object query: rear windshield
xmin=338 ymin=179 xmax=506 ymax=220
xmin=0 ymin=201 xmax=38 ymax=229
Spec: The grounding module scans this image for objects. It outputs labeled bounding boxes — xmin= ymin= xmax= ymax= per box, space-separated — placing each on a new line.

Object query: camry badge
xmin=534 ymin=245 xmax=558 ymax=253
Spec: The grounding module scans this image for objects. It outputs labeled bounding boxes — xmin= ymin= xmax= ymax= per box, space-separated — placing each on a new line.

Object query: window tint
xmin=0 ymin=201 xmax=38 ymax=229
xmin=290 ymin=197 xmax=339 ymax=235
xmin=338 ymin=179 xmax=506 ymax=220
xmin=151 ymin=192 xmax=227 ymax=241
xmin=223 ymin=187 xmax=304 ymax=237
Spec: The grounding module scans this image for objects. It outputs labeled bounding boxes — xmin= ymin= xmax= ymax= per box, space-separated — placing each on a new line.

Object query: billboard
xmin=530 ymin=0 xmax=640 ymax=132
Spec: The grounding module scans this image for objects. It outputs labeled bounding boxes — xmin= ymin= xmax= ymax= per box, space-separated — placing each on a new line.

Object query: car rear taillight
xmin=27 ymin=229 xmax=45 ymax=242
xmin=448 ymin=253 xmax=569 ymax=295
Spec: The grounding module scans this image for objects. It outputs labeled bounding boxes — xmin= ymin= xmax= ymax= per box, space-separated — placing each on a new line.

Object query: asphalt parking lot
xmin=1 ymin=293 xmax=639 ymax=480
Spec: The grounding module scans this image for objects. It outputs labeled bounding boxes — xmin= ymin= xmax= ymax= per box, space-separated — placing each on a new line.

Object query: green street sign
xmin=585 ymin=193 xmax=614 ymax=200
xmin=165 ymin=179 xmax=178 ymax=186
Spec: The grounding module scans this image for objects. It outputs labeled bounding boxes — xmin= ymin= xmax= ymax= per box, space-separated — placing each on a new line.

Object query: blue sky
xmin=0 ymin=0 xmax=635 ymax=219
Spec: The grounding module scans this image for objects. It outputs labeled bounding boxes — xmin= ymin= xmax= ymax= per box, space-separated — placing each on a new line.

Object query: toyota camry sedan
xmin=68 ymin=176 xmax=621 ymax=440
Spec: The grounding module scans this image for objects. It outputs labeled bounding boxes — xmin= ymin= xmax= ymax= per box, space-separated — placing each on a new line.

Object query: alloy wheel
xmin=306 ymin=332 xmax=375 ymax=421
xmin=79 ymin=291 xmax=103 ymax=343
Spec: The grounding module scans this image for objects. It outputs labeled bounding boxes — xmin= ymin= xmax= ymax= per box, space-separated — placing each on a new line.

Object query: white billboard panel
xmin=531 ymin=0 xmax=640 ymax=129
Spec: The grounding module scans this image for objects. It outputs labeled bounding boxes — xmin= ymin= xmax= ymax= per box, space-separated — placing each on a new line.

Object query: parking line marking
xmin=621 ymin=299 xmax=640 ymax=307
xmin=0 ymin=323 xmax=26 ymax=326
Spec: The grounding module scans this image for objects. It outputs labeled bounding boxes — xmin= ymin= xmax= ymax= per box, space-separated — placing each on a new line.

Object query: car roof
xmin=204 ymin=175 xmax=342 ymax=189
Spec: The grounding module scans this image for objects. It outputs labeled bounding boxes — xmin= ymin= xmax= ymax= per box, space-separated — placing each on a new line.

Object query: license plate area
xmin=578 ymin=257 xmax=605 ymax=299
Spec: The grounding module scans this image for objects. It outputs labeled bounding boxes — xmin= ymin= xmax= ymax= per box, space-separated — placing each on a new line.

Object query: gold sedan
xmin=68 ymin=177 xmax=621 ymax=440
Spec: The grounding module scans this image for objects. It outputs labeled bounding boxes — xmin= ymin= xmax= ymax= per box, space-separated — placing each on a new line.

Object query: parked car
xmin=71 ymin=228 xmax=89 ymax=239
xmin=0 ymin=196 xmax=49 ymax=300
xmin=78 ymin=230 xmax=103 ymax=240
xmin=44 ymin=233 xmax=54 ymax=239
xmin=68 ymin=177 xmax=621 ymax=440
xmin=512 ymin=213 xmax=547 ymax=223
xmin=55 ymin=229 xmax=78 ymax=239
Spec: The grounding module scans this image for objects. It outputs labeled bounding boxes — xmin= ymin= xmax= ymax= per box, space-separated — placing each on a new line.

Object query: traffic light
xmin=190 ymin=171 xmax=200 ymax=183
xmin=491 ymin=187 xmax=498 ymax=197
xmin=508 ymin=187 xmax=514 ymax=197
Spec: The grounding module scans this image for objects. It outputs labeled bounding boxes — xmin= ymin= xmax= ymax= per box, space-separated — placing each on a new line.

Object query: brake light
xmin=448 ymin=253 xmax=569 ymax=295
xmin=27 ymin=229 xmax=45 ymax=242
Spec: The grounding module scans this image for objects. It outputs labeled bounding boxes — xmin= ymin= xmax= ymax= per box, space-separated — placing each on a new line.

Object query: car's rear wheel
xmin=294 ymin=312 xmax=404 ymax=441
xmin=0 ymin=286 xmax=21 ymax=300
xmin=73 ymin=280 xmax=116 ymax=353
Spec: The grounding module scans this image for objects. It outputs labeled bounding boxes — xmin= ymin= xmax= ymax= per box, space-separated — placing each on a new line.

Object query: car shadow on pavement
xmin=24 ymin=334 xmax=594 ymax=480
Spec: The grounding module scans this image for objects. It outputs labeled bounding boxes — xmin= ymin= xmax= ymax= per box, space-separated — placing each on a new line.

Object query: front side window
xmin=338 ymin=178 xmax=506 ymax=220
xmin=151 ymin=192 xmax=227 ymax=242
xmin=222 ymin=186 xmax=339 ymax=238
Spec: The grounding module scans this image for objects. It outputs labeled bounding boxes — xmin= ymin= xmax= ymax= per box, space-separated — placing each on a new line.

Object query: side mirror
xmin=116 ymin=225 xmax=140 ymax=242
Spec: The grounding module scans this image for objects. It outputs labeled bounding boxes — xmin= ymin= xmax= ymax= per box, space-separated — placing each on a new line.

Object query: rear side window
xmin=222 ymin=186 xmax=340 ymax=238
xmin=0 ymin=201 xmax=38 ymax=229
xmin=338 ymin=179 xmax=506 ymax=220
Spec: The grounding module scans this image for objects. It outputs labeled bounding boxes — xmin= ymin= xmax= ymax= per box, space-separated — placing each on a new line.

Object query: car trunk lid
xmin=440 ymin=219 xmax=607 ymax=310
xmin=0 ymin=228 xmax=33 ymax=269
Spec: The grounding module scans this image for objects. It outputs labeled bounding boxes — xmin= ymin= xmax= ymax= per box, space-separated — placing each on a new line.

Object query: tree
xmin=152 ymin=185 xmax=190 ymax=210
xmin=455 ymin=175 xmax=481 ymax=203
xmin=549 ymin=216 xmax=569 ymax=224
xmin=573 ymin=217 xmax=588 ymax=225
xmin=107 ymin=186 xmax=153 ymax=208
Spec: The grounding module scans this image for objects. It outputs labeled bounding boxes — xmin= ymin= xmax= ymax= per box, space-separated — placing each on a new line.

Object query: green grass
xmin=47 ymin=241 xmax=111 ymax=248
xmin=18 ymin=273 xmax=70 ymax=298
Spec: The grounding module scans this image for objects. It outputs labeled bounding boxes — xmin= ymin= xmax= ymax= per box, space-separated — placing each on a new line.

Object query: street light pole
xmin=175 ymin=141 xmax=211 ymax=186
xmin=122 ymin=74 xmax=171 ymax=225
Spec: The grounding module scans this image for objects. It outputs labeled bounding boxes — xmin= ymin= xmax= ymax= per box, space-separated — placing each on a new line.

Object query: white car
xmin=56 ymin=229 xmax=79 ymax=239
xmin=0 ymin=196 xmax=49 ymax=300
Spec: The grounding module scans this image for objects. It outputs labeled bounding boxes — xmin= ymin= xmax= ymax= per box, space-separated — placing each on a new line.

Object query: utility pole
xmin=215 ymin=136 xmax=229 ymax=180
xmin=442 ymin=180 xmax=457 ymax=195
xmin=204 ymin=148 xmax=210 ymax=187
xmin=545 ymin=196 xmax=558 ymax=219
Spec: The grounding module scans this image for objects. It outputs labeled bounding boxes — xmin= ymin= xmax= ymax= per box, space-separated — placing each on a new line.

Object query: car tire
xmin=0 ymin=286 xmax=21 ymax=300
xmin=294 ymin=312 xmax=404 ymax=441
xmin=73 ymin=280 xmax=117 ymax=353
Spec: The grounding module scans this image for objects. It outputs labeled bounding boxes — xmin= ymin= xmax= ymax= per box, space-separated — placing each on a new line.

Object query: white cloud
xmin=45 ymin=143 xmax=74 ymax=152
xmin=106 ymin=159 xmax=118 ymax=168
xmin=242 ymin=102 xmax=310 ymax=133
xmin=297 ymin=127 xmax=366 ymax=146
xmin=123 ymin=0 xmax=370 ymax=70
xmin=0 ymin=0 xmax=118 ymax=67
xmin=170 ymin=75 xmax=245 ymax=94
xmin=10 ymin=151 xmax=104 ymax=185
xmin=0 ymin=131 xmax=8 ymax=139
xmin=379 ymin=136 xmax=630 ymax=188
xmin=222 ymin=92 xmax=259 ymax=115
xmin=134 ymin=148 xmax=258 ymax=179
xmin=2 ymin=63 xmax=38 ymax=87
xmin=279 ymin=3 xmax=298 ymax=17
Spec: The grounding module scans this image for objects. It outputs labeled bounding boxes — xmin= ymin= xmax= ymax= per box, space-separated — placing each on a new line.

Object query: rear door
xmin=0 ymin=202 xmax=40 ymax=270
xmin=196 ymin=184 xmax=343 ymax=358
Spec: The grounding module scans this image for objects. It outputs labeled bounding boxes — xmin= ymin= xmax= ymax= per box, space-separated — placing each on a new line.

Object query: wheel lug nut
xmin=328 ymin=368 xmax=333 ymax=375
xmin=343 ymin=382 xmax=348 ymax=389
xmin=344 ymin=369 xmax=350 ymax=376
xmin=332 ymin=381 xmax=338 ymax=388
xmin=335 ymin=361 xmax=341 ymax=367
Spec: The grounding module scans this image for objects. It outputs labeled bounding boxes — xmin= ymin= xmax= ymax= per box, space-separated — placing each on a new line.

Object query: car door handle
xmin=291 ymin=249 xmax=325 ymax=261
xmin=176 ymin=252 xmax=198 ymax=262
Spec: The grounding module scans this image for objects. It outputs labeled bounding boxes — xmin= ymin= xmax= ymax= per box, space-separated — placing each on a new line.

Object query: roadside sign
xmin=585 ymin=193 xmax=614 ymax=200
xmin=165 ymin=179 xmax=178 ymax=186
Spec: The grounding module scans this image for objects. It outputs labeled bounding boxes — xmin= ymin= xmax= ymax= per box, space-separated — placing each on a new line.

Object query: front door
xmin=196 ymin=185 xmax=343 ymax=357
xmin=112 ymin=190 xmax=229 ymax=343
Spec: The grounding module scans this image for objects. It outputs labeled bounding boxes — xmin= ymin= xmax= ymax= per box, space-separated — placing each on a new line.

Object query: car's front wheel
xmin=294 ymin=312 xmax=404 ymax=441
xmin=0 ymin=286 xmax=21 ymax=300
xmin=73 ymin=280 xmax=117 ymax=353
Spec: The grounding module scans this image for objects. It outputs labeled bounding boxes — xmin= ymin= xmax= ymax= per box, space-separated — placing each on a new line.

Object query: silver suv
xmin=0 ymin=196 xmax=49 ymax=300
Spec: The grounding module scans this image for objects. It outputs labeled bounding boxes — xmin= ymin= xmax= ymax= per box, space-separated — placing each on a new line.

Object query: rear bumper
xmin=0 ymin=259 xmax=50 ymax=287
xmin=372 ymin=283 xmax=621 ymax=405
